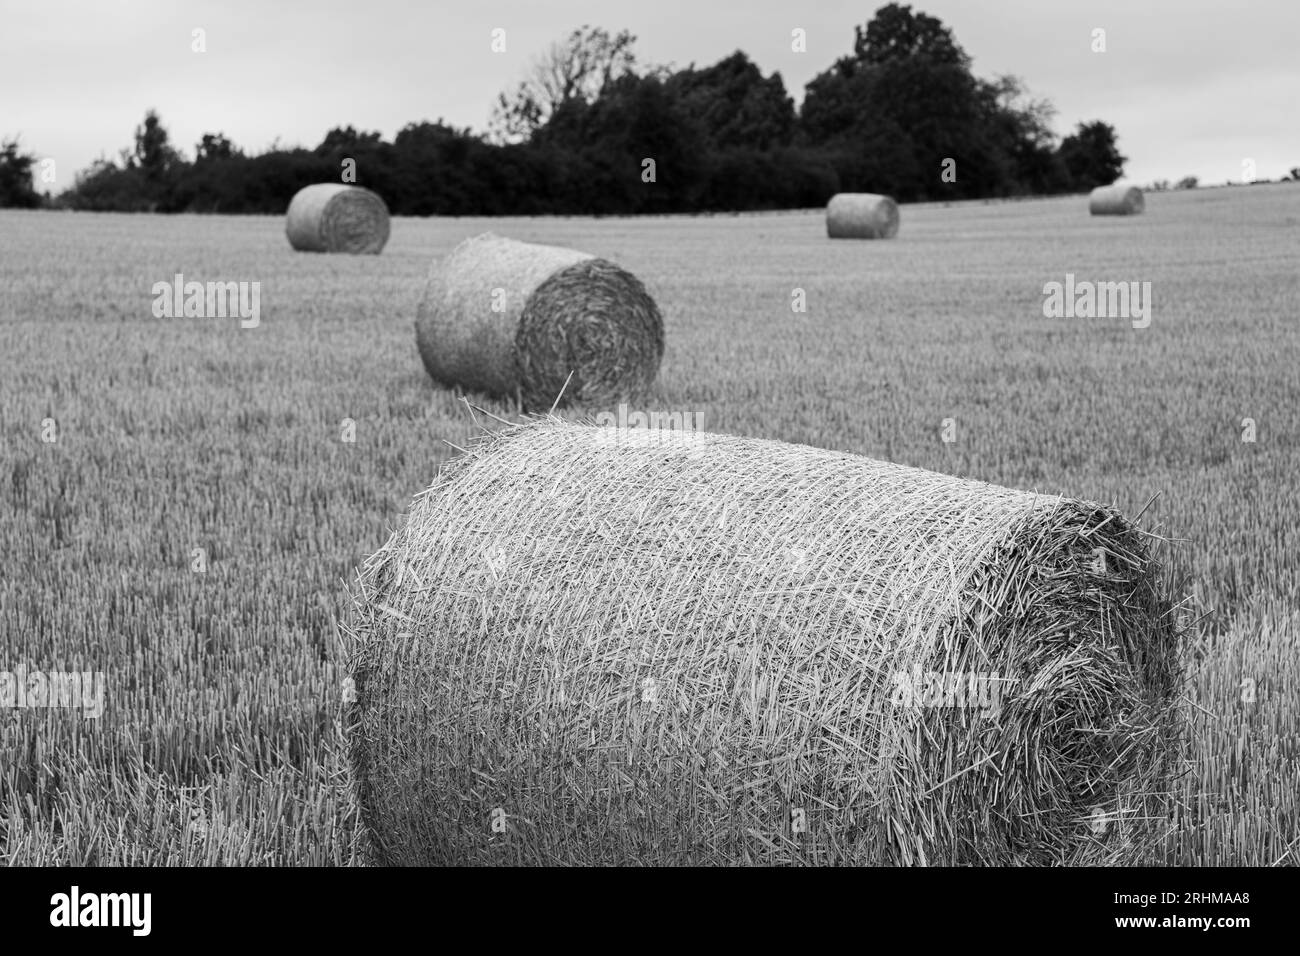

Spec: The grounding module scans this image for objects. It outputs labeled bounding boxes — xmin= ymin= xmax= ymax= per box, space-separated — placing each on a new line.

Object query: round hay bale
xmin=285 ymin=183 xmax=390 ymax=254
xmin=1088 ymin=183 xmax=1145 ymax=216
xmin=414 ymin=233 xmax=664 ymax=410
xmin=345 ymin=421 xmax=1182 ymax=866
xmin=826 ymin=192 xmax=900 ymax=239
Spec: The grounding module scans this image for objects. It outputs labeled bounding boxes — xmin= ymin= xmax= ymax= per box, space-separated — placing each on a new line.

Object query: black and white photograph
xmin=1 ymin=0 xmax=1294 ymax=932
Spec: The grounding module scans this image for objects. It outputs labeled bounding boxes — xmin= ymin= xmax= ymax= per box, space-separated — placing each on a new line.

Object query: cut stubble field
xmin=1 ymin=183 xmax=1297 ymax=864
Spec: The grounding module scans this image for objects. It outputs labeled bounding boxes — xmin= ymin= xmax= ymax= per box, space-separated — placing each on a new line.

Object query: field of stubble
xmin=1 ymin=183 xmax=1297 ymax=865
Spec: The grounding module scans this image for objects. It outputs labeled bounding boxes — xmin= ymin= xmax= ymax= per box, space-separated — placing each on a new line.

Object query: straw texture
xmin=345 ymin=421 xmax=1182 ymax=866
xmin=415 ymin=234 xmax=664 ymax=410
xmin=1088 ymin=184 xmax=1145 ymax=216
xmin=285 ymin=183 xmax=390 ymax=254
xmin=826 ymin=193 xmax=901 ymax=239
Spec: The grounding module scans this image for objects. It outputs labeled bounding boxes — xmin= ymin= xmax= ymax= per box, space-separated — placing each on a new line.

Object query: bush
xmin=0 ymin=138 xmax=44 ymax=209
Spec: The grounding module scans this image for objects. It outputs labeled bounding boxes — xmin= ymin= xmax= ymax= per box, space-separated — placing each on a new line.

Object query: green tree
xmin=133 ymin=110 xmax=179 ymax=179
xmin=489 ymin=26 xmax=639 ymax=144
xmin=65 ymin=157 xmax=151 ymax=212
xmin=547 ymin=73 xmax=706 ymax=213
xmin=976 ymin=75 xmax=1069 ymax=194
xmin=853 ymin=2 xmax=969 ymax=68
xmin=1057 ymin=121 xmax=1126 ymax=190
xmin=195 ymin=133 xmax=238 ymax=163
xmin=801 ymin=4 xmax=994 ymax=199
xmin=0 ymin=136 xmax=42 ymax=208
xmin=314 ymin=126 xmax=383 ymax=156
xmin=131 ymin=110 xmax=182 ymax=208
xmin=666 ymin=52 xmax=795 ymax=150
xmin=802 ymin=5 xmax=1080 ymax=200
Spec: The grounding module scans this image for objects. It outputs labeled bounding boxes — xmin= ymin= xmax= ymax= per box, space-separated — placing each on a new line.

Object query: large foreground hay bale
xmin=826 ymin=192 xmax=900 ymax=239
xmin=345 ymin=421 xmax=1182 ymax=866
xmin=285 ymin=183 xmax=390 ymax=253
xmin=415 ymin=234 xmax=664 ymax=410
xmin=1088 ymin=183 xmax=1145 ymax=216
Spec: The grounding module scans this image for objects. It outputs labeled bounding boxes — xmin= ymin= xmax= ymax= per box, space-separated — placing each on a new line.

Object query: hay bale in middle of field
xmin=1088 ymin=183 xmax=1145 ymax=216
xmin=345 ymin=419 xmax=1183 ymax=867
xmin=285 ymin=183 xmax=390 ymax=253
xmin=826 ymin=192 xmax=900 ymax=238
xmin=415 ymin=234 xmax=664 ymax=410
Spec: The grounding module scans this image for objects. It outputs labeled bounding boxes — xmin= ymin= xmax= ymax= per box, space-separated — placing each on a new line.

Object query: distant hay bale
xmin=826 ymin=192 xmax=900 ymax=239
xmin=285 ymin=183 xmax=390 ymax=254
xmin=1088 ymin=183 xmax=1145 ymax=216
xmin=345 ymin=420 xmax=1183 ymax=866
xmin=414 ymin=234 xmax=664 ymax=410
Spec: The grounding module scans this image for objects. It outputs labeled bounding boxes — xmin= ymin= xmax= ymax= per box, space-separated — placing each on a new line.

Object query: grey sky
xmin=4 ymin=0 xmax=1296 ymax=193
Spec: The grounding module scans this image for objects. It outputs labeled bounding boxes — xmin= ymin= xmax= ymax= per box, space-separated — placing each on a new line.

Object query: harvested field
xmin=2 ymin=183 xmax=1298 ymax=866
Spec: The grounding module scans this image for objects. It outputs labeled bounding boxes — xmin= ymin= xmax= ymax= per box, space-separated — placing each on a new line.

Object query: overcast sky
xmin=3 ymin=0 xmax=1296 ymax=193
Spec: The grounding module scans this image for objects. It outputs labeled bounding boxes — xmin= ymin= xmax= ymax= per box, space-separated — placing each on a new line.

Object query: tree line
xmin=5 ymin=5 xmax=1144 ymax=215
